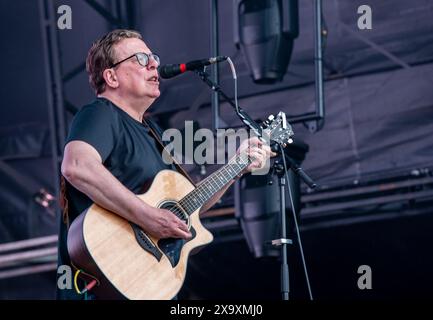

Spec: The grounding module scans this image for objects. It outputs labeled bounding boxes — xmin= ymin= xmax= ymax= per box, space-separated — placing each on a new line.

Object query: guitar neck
xmin=179 ymin=153 xmax=250 ymax=214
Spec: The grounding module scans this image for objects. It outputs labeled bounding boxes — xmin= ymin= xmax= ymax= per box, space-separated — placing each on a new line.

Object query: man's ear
xmin=102 ymin=68 xmax=119 ymax=89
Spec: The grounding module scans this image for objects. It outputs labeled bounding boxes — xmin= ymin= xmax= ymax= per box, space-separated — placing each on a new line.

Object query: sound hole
xmin=159 ymin=201 xmax=189 ymax=224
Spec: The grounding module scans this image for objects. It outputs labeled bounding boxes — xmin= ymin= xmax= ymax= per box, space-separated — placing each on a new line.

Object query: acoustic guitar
xmin=67 ymin=112 xmax=294 ymax=299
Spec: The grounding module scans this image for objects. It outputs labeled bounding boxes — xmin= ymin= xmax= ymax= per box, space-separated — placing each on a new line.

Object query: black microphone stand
xmin=268 ymin=156 xmax=292 ymax=300
xmin=269 ymin=144 xmax=316 ymax=300
xmin=194 ymin=69 xmax=263 ymax=138
xmin=195 ymin=69 xmax=316 ymax=300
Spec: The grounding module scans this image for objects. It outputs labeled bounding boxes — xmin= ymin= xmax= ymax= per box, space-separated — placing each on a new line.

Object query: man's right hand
xmin=139 ymin=207 xmax=192 ymax=240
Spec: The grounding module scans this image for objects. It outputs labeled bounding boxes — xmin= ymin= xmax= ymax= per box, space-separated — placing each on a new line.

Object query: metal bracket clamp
xmin=271 ymin=238 xmax=293 ymax=246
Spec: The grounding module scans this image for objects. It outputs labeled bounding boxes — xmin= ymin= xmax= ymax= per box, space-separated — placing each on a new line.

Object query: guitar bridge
xmin=130 ymin=223 xmax=163 ymax=261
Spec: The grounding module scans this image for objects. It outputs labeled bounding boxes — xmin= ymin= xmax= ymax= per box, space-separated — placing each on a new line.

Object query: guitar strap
xmin=143 ymin=118 xmax=196 ymax=187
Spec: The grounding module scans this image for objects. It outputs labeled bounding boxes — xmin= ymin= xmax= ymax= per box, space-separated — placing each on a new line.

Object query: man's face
xmin=112 ymin=38 xmax=160 ymax=101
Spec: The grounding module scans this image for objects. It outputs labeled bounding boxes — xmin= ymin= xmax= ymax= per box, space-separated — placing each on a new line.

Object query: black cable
xmin=279 ymin=143 xmax=314 ymax=300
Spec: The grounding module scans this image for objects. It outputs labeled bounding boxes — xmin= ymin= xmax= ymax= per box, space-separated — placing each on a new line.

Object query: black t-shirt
xmin=57 ymin=97 xmax=174 ymax=299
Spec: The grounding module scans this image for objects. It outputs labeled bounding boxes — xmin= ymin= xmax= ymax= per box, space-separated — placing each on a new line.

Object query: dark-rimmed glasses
xmin=110 ymin=52 xmax=160 ymax=69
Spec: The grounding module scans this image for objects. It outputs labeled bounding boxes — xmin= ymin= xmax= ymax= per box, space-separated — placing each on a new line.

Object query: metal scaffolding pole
xmin=38 ymin=0 xmax=67 ymax=215
xmin=210 ymin=0 xmax=221 ymax=131
xmin=288 ymin=0 xmax=325 ymax=127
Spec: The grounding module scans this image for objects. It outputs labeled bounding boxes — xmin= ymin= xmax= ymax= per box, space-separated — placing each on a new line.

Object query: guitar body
xmin=67 ymin=170 xmax=213 ymax=300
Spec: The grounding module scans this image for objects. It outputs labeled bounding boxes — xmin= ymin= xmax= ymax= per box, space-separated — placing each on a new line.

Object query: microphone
xmin=158 ymin=56 xmax=227 ymax=79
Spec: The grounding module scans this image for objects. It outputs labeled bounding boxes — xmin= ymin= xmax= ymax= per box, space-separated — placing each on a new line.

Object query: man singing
xmin=57 ymin=29 xmax=272 ymax=299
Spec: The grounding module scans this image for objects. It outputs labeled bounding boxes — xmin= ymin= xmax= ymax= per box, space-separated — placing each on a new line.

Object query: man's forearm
xmin=63 ymin=160 xmax=154 ymax=226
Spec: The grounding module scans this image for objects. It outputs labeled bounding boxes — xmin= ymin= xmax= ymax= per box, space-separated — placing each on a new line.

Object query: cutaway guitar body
xmin=67 ymin=170 xmax=213 ymax=300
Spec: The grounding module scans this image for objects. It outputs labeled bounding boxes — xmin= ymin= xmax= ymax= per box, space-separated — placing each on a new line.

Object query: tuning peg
xmin=264 ymin=114 xmax=275 ymax=126
xmin=288 ymin=138 xmax=293 ymax=144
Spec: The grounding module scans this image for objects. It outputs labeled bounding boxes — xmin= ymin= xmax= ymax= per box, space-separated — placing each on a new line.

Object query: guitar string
xmin=161 ymin=152 xmax=251 ymax=221
xmin=178 ymin=155 xmax=248 ymax=215
xmin=179 ymin=152 xmax=250 ymax=214
xmin=137 ymin=155 xmax=251 ymax=234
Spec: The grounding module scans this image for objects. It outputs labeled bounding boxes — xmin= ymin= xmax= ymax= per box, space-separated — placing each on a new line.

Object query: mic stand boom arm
xmin=195 ymin=69 xmax=317 ymax=189
xmin=278 ymin=149 xmax=317 ymax=189
xmin=195 ymin=69 xmax=262 ymax=138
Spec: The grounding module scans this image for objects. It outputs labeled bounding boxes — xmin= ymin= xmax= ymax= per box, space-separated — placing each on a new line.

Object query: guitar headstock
xmin=261 ymin=112 xmax=294 ymax=147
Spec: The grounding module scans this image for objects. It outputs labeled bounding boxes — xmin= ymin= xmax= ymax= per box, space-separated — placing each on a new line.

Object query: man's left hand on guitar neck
xmin=199 ymin=137 xmax=276 ymax=214
xmin=238 ymin=136 xmax=277 ymax=177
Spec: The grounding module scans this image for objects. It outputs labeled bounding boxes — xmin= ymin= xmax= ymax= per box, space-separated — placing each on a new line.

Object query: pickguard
xmin=158 ymin=227 xmax=196 ymax=268
xmin=130 ymin=222 xmax=196 ymax=268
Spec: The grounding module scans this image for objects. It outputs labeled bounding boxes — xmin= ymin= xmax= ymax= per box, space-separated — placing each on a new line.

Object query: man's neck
xmin=98 ymin=92 xmax=152 ymax=122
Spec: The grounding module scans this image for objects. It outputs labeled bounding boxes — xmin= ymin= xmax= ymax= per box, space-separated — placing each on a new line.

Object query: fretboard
xmin=178 ymin=153 xmax=250 ymax=214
